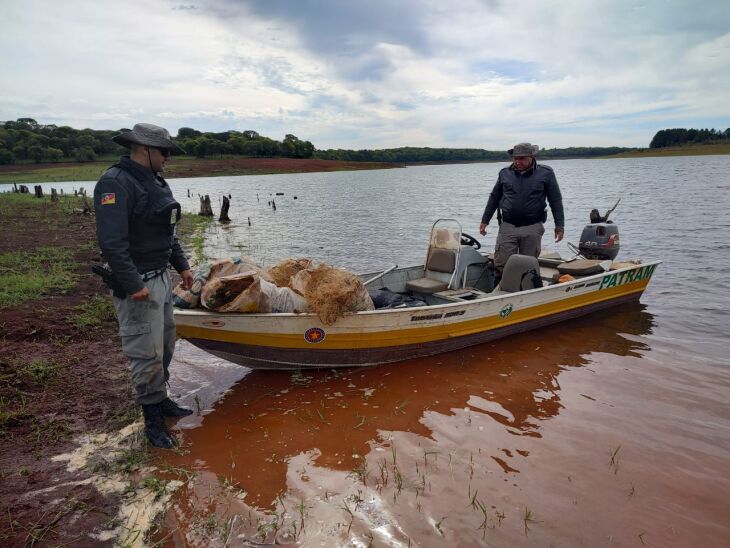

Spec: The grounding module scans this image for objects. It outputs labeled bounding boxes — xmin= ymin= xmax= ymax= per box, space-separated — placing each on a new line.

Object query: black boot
xmin=159 ymin=397 xmax=194 ymax=417
xmin=142 ymin=403 xmax=177 ymax=449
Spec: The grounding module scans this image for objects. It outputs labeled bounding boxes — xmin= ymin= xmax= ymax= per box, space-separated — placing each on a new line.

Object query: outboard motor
xmin=578 ymin=199 xmax=621 ymax=260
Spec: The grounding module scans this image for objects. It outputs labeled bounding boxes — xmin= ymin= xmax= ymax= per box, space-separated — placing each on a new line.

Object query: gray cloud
xmin=0 ymin=0 xmax=728 ymax=149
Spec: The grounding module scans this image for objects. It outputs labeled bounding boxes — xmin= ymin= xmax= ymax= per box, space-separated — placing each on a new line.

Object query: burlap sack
xmin=175 ymin=257 xmax=273 ymax=310
xmin=201 ymin=271 xmax=268 ymax=312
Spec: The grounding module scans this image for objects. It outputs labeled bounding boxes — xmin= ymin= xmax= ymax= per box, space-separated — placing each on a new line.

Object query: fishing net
xmin=175 ymin=257 xmax=371 ymax=320
xmin=267 ymin=258 xmax=313 ymax=288
xmin=290 ymin=264 xmax=374 ymax=325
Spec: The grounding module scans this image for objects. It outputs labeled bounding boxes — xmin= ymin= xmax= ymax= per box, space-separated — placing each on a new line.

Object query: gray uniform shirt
xmin=482 ymin=162 xmax=564 ymax=228
xmin=94 ymin=156 xmax=189 ymax=295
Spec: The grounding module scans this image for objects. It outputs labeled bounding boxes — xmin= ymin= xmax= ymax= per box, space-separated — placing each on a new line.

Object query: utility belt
xmin=502 ymin=218 xmax=541 ymax=228
xmin=502 ymin=210 xmax=547 ymax=227
xmin=140 ymin=268 xmax=167 ymax=281
xmin=92 ymin=264 xmax=167 ymax=299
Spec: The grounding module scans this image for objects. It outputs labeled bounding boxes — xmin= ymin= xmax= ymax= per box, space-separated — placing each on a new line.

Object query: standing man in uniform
xmin=479 ymin=143 xmax=564 ymax=278
xmin=94 ymin=123 xmax=194 ymax=449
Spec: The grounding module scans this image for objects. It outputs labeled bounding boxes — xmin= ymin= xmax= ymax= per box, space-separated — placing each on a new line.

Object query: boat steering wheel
xmin=460 ymin=233 xmax=481 ymax=249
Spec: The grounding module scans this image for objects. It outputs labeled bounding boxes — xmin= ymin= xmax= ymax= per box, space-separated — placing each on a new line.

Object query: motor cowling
xmin=579 ymin=223 xmax=620 ymax=260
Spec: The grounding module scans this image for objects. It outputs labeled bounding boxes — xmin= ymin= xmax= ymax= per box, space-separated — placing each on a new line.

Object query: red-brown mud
xmin=0 ymin=197 xmax=130 ymax=546
xmin=0 ymin=157 xmax=400 ymax=180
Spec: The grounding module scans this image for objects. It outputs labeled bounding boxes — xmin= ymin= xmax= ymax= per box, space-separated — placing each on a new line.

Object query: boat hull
xmin=175 ymin=261 xmax=660 ymax=369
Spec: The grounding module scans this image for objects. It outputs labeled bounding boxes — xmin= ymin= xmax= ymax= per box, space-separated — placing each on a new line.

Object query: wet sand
xmin=155 ymin=303 xmax=730 ymax=546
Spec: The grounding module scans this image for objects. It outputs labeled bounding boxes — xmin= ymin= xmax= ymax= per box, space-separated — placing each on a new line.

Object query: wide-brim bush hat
xmin=508 ymin=142 xmax=539 ymax=156
xmin=112 ymin=123 xmax=186 ymax=154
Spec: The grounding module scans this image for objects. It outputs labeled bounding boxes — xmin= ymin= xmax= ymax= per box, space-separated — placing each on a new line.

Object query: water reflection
xmin=160 ymin=303 xmax=654 ymax=543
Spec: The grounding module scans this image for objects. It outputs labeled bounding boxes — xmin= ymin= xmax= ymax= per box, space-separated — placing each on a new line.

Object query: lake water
xmin=7 ymin=156 xmax=730 ymax=546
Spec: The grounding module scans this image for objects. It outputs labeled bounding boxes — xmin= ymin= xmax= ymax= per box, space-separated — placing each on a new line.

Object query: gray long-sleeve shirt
xmin=94 ymin=156 xmax=189 ymax=295
xmin=482 ymin=162 xmax=564 ymax=228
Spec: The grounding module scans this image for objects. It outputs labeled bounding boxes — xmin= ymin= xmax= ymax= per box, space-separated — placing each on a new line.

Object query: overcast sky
xmin=1 ymin=0 xmax=728 ymax=149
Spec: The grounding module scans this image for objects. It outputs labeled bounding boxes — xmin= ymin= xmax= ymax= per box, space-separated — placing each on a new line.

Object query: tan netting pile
xmin=289 ymin=264 xmax=374 ymax=325
xmin=267 ymin=258 xmax=313 ymax=288
xmin=173 ymin=257 xmax=373 ymax=323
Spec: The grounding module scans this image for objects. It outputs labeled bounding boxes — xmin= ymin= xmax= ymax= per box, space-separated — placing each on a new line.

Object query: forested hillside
xmin=649 ymin=128 xmax=730 ymax=148
xmin=0 ymin=118 xmax=314 ymax=165
xmin=4 ymin=117 xmax=726 ymax=167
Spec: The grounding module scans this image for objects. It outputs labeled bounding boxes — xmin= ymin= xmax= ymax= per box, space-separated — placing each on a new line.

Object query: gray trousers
xmin=494 ymin=222 xmax=545 ymax=274
xmin=113 ymin=271 xmax=175 ymax=405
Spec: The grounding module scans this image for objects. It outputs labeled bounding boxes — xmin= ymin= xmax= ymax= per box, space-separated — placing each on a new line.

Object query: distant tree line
xmin=0 ymin=118 xmax=314 ymax=164
xmin=173 ymin=128 xmax=314 ymax=160
xmin=314 ymin=147 xmax=508 ymax=163
xmin=0 ymin=118 xmax=122 ymax=165
xmin=315 ymin=145 xmax=635 ymax=163
xmin=6 ymin=117 xmax=727 ymax=167
xmin=649 ymin=127 xmax=730 ymax=148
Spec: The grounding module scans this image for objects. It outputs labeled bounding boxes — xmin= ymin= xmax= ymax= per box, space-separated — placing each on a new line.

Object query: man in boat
xmin=479 ymin=142 xmax=564 ymax=278
xmin=93 ymin=123 xmax=194 ymax=449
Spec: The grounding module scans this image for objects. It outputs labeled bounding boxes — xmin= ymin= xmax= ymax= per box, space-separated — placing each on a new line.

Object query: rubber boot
xmin=142 ymin=403 xmax=177 ymax=449
xmin=159 ymin=397 xmax=194 ymax=417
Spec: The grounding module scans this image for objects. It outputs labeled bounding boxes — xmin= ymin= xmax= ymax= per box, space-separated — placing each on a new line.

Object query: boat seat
xmin=557 ymin=259 xmax=610 ymax=276
xmin=406 ymin=248 xmax=456 ymax=294
xmin=495 ymin=254 xmax=542 ymax=293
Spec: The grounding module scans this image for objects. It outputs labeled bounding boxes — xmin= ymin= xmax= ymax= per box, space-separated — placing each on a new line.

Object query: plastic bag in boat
xmin=290 ymin=264 xmax=374 ymax=325
xmin=200 ymin=271 xmax=309 ymax=313
xmin=172 ymin=267 xmax=208 ymax=309
xmin=261 ymin=279 xmax=309 ymax=313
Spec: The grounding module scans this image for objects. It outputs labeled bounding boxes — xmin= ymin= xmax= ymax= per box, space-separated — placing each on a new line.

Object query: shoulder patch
xmin=101 ymin=193 xmax=116 ymax=205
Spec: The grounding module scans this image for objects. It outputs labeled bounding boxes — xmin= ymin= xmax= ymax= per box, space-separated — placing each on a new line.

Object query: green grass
xmin=140 ymin=476 xmax=170 ymax=500
xmin=27 ymin=416 xmax=70 ymax=445
xmin=177 ymin=212 xmax=213 ymax=264
xmin=67 ymin=294 xmax=116 ymax=329
xmin=609 ymin=143 xmax=730 ymax=158
xmin=0 ymin=245 xmax=77 ymax=308
xmin=18 ymin=358 xmax=64 ymax=387
xmin=0 ymin=193 xmax=93 ymax=230
xmin=0 ymin=162 xmax=110 ymax=184
xmin=107 ymin=401 xmax=141 ymax=427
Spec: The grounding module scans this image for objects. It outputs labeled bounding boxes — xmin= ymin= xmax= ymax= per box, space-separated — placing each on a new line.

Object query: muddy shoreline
xmin=0 ymin=157 xmax=402 ymax=185
xmin=0 ymin=193 xmax=201 ymax=546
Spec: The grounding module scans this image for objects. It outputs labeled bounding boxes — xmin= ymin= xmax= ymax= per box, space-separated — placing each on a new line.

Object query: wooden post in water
xmin=19 ymin=185 xmax=29 ymax=194
xmin=219 ymin=195 xmax=231 ymax=223
xmin=34 ymin=185 xmax=43 ymax=198
xmin=51 ymin=188 xmax=59 ymax=202
xmin=199 ymin=195 xmax=213 ymax=216
xmin=13 ymin=183 xmax=18 ymax=193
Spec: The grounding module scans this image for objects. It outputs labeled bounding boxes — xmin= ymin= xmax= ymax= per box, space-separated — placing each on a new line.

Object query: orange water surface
xmin=154 ymin=302 xmax=730 ymax=546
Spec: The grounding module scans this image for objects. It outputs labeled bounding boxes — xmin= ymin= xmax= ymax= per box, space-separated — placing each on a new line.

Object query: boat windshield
xmin=430 ymin=226 xmax=461 ymax=250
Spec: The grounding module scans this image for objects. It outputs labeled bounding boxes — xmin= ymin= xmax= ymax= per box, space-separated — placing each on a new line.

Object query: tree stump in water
xmin=51 ymin=188 xmax=59 ymax=202
xmin=13 ymin=183 xmax=18 ymax=193
xmin=219 ymin=195 xmax=231 ymax=222
xmin=199 ymin=195 xmax=214 ymax=216
xmin=34 ymin=185 xmax=43 ymax=198
xmin=19 ymin=185 xmax=29 ymax=194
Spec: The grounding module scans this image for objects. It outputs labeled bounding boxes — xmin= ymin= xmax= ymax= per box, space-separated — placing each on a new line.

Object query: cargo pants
xmin=494 ymin=222 xmax=545 ymax=274
xmin=113 ymin=271 xmax=175 ymax=405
